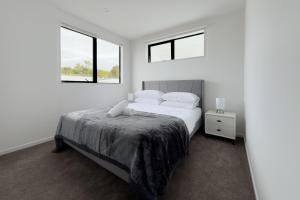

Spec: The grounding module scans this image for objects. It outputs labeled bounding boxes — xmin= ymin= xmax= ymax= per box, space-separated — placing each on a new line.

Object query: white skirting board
xmin=245 ymin=141 xmax=260 ymax=200
xmin=0 ymin=136 xmax=54 ymax=156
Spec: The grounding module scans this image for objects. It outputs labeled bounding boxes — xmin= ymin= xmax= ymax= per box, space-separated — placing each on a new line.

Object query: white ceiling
xmin=50 ymin=0 xmax=245 ymax=40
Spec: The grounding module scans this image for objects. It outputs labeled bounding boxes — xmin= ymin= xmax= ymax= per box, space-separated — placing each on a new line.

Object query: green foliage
xmin=83 ymin=60 xmax=92 ymax=68
xmin=73 ymin=64 xmax=93 ymax=75
xmin=109 ymin=66 xmax=119 ymax=78
xmin=61 ymin=67 xmax=73 ymax=75
xmin=61 ymin=60 xmax=119 ymax=79
xmin=97 ymin=69 xmax=109 ymax=77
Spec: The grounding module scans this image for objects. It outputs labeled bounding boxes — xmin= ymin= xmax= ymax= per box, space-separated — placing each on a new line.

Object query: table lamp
xmin=216 ymin=98 xmax=225 ymax=114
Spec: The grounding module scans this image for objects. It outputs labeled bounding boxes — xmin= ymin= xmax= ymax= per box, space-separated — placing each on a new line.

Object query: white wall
xmin=0 ymin=0 xmax=131 ymax=154
xmin=244 ymin=0 xmax=300 ymax=199
xmin=132 ymin=11 xmax=245 ymax=135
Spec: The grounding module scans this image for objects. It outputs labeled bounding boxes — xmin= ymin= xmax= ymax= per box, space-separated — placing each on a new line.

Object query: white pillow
xmin=161 ymin=101 xmax=197 ymax=109
xmin=134 ymin=90 xmax=164 ymax=100
xmin=135 ymin=98 xmax=162 ymax=105
xmin=162 ymin=92 xmax=200 ymax=104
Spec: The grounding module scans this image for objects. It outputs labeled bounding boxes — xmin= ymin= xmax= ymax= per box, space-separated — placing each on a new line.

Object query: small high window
xmin=148 ymin=31 xmax=205 ymax=63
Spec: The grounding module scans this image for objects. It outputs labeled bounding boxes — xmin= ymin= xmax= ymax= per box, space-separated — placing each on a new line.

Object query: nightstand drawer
xmin=205 ymin=123 xmax=235 ymax=139
xmin=205 ymin=114 xmax=235 ymax=127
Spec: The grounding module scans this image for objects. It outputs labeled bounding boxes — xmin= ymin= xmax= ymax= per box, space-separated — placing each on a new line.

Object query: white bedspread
xmin=128 ymin=103 xmax=202 ymax=134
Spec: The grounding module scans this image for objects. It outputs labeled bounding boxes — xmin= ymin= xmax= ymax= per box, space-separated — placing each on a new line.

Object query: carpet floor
xmin=0 ymin=134 xmax=255 ymax=200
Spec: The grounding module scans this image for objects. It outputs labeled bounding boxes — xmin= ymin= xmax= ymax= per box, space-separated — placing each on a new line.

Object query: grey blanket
xmin=54 ymin=108 xmax=189 ymax=200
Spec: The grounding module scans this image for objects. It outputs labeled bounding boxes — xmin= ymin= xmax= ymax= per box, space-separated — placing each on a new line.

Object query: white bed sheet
xmin=128 ymin=103 xmax=202 ymax=134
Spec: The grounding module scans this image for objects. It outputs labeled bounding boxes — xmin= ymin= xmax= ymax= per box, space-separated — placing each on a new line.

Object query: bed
xmin=54 ymin=80 xmax=204 ymax=200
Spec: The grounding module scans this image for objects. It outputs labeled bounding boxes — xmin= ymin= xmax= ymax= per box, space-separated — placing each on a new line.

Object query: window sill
xmin=148 ymin=55 xmax=205 ymax=64
xmin=61 ymin=81 xmax=121 ymax=84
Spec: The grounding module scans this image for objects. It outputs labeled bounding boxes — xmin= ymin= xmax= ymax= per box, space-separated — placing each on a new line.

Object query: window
xmin=60 ymin=27 xmax=94 ymax=82
xmin=97 ymin=39 xmax=120 ymax=83
xmin=148 ymin=31 xmax=204 ymax=63
xmin=60 ymin=26 xmax=121 ymax=83
xmin=175 ymin=34 xmax=204 ymax=59
xmin=149 ymin=42 xmax=171 ymax=62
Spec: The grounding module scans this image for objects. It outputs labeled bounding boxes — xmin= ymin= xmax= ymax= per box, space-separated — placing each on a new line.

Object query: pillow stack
xmin=161 ymin=92 xmax=200 ymax=109
xmin=134 ymin=90 xmax=164 ymax=105
xmin=133 ymin=90 xmax=200 ymax=109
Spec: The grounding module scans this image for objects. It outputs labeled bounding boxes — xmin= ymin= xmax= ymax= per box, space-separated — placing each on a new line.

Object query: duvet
xmin=54 ymin=108 xmax=189 ymax=200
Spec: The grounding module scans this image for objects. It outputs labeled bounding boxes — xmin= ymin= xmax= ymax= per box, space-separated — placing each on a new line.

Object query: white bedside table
xmin=205 ymin=110 xmax=236 ymax=141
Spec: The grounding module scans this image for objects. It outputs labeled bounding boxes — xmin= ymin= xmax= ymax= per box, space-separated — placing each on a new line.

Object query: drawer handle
xmin=217 ymin=129 xmax=221 ymax=132
xmin=217 ymin=120 xmax=222 ymax=123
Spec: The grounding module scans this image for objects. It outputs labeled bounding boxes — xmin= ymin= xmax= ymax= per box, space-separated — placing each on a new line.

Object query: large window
xmin=148 ymin=31 xmax=204 ymax=63
xmin=60 ymin=27 xmax=121 ymax=83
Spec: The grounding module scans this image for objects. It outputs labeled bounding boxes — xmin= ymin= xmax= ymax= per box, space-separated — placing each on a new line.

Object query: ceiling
xmin=50 ymin=0 xmax=245 ymax=40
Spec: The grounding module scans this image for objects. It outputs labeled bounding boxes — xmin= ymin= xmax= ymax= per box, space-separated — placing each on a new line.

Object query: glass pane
xmin=175 ymin=34 xmax=204 ymax=59
xmin=97 ymin=39 xmax=120 ymax=83
xmin=150 ymin=43 xmax=171 ymax=62
xmin=60 ymin=27 xmax=93 ymax=82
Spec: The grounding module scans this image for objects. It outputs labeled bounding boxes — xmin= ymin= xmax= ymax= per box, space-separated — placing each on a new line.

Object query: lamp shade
xmin=216 ymin=98 xmax=225 ymax=112
xmin=128 ymin=93 xmax=134 ymax=102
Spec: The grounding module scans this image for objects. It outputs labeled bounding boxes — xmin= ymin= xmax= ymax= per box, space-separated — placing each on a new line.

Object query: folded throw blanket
xmin=106 ymin=100 xmax=128 ymax=117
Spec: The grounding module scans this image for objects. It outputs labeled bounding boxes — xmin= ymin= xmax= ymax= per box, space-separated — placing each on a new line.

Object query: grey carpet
xmin=0 ymin=134 xmax=255 ymax=200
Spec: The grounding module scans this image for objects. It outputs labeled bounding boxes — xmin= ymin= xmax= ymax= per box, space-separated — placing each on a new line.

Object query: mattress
xmin=128 ymin=102 xmax=202 ymax=135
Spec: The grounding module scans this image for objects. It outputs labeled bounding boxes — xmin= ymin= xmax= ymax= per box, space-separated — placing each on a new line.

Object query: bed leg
xmin=52 ymin=136 xmax=68 ymax=153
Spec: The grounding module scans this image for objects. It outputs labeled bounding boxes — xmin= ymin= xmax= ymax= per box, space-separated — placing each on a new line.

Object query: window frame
xmin=60 ymin=26 xmax=122 ymax=84
xmin=148 ymin=32 xmax=204 ymax=63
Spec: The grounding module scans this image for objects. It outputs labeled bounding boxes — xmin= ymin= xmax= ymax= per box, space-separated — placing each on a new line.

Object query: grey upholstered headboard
xmin=142 ymin=80 xmax=204 ymax=109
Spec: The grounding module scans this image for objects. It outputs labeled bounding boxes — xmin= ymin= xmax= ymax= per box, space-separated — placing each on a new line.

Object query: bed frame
xmin=65 ymin=79 xmax=205 ymax=183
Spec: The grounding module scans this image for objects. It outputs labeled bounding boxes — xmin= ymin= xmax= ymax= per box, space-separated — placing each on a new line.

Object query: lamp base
xmin=216 ymin=109 xmax=224 ymax=114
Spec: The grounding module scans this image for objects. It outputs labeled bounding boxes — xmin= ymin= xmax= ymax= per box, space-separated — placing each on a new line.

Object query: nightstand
xmin=205 ymin=110 xmax=236 ymax=141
